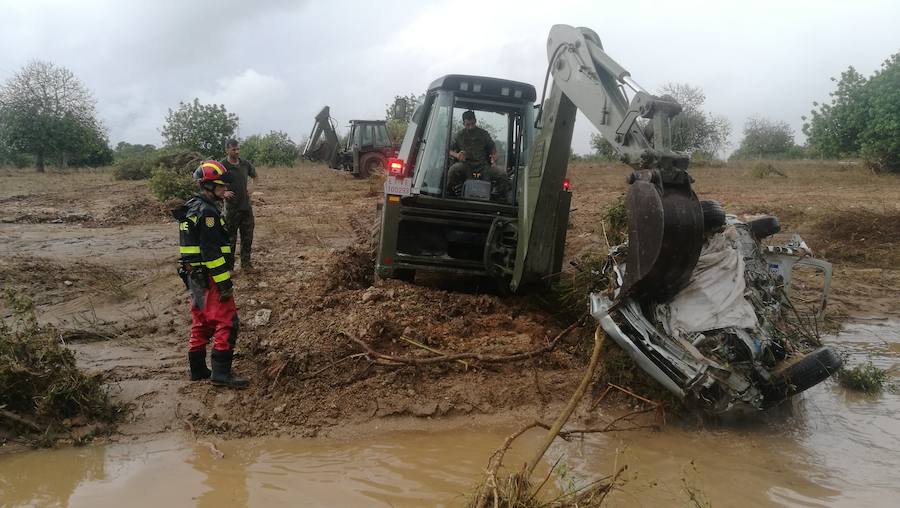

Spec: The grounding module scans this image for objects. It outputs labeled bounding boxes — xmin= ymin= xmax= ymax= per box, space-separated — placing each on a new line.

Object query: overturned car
xmin=591 ymin=204 xmax=843 ymax=414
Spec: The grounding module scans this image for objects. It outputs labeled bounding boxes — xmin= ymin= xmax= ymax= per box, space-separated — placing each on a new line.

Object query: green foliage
xmin=239 ymin=131 xmax=298 ymax=166
xmin=0 ymin=60 xmax=109 ymax=171
xmin=589 ymin=134 xmax=618 ymax=161
xmin=385 ymin=93 xmax=421 ymax=122
xmin=114 ymin=141 xmax=157 ymax=160
xmin=838 ymin=362 xmax=888 ymax=394
xmin=731 ymin=117 xmax=804 ymax=160
xmin=113 ymin=158 xmax=156 ymax=180
xmin=1 ymin=288 xmax=120 ymax=438
xmin=161 ymin=98 xmax=238 ymax=156
xmin=148 ymin=166 xmax=194 ymax=201
xmin=750 ymin=162 xmax=787 ymax=179
xmin=385 ymin=118 xmax=408 ymax=145
xmin=385 ymin=93 xmax=422 ymax=144
xmin=658 ymin=83 xmax=731 ymax=156
xmin=804 ymin=53 xmax=900 ymax=172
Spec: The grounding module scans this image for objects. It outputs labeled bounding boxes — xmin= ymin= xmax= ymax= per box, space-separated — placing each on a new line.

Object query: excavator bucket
xmin=619 ymin=169 xmax=704 ymax=302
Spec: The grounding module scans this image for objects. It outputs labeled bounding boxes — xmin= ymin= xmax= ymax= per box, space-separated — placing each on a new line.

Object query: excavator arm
xmin=513 ymin=25 xmax=704 ymax=301
xmin=303 ymin=106 xmax=341 ymax=168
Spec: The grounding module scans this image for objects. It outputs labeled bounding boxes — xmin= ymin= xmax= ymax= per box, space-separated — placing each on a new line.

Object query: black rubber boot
xmin=210 ymin=349 xmax=249 ymax=388
xmin=188 ymin=350 xmax=211 ymax=381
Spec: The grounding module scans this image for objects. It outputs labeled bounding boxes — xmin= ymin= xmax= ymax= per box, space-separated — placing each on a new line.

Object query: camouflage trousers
xmin=226 ymin=208 xmax=254 ymax=267
xmin=447 ymin=162 xmax=510 ymax=198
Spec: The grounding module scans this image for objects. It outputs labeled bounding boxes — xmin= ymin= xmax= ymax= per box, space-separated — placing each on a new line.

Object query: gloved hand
xmin=218 ymin=286 xmax=233 ymax=302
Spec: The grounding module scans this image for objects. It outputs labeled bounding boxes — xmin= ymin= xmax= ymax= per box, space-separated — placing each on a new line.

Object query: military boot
xmin=188 ymin=350 xmax=211 ymax=381
xmin=210 ymin=349 xmax=249 ymax=388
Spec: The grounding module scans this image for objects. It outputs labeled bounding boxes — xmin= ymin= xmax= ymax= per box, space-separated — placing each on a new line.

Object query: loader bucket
xmin=619 ymin=169 xmax=703 ymax=302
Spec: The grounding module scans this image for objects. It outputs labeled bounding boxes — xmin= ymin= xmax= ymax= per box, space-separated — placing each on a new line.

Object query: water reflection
xmin=0 ymin=320 xmax=897 ymax=507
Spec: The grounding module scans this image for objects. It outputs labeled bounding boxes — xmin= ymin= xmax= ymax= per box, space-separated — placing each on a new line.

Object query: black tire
xmin=357 ymin=153 xmax=385 ymax=179
xmin=394 ymin=268 xmax=415 ymax=282
xmin=747 ymin=216 xmax=781 ymax=240
xmin=700 ymin=199 xmax=726 ymax=231
xmin=762 ymin=346 xmax=843 ymax=408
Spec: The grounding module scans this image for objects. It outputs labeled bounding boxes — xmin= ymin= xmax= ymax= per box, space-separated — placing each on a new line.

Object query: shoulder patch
xmin=205 ymin=216 xmax=215 ymax=227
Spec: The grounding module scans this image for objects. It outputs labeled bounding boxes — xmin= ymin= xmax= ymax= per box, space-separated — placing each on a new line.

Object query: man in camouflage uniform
xmin=447 ymin=110 xmax=509 ymax=199
xmin=221 ymin=139 xmax=258 ymax=270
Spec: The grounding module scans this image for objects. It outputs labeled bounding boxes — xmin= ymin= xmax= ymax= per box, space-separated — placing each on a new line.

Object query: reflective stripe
xmin=180 ymin=246 xmax=201 ymax=254
xmin=221 ymin=246 xmax=232 ymax=253
xmin=188 ymin=215 xmax=198 ymax=224
xmin=220 ymin=218 xmax=225 ymax=226
xmin=179 ymin=222 xmax=188 ymax=231
xmin=205 ymin=256 xmax=226 ymax=269
xmin=212 ymin=271 xmax=231 ymax=283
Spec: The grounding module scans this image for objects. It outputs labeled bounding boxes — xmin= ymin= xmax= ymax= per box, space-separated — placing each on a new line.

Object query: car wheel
xmin=357 ymin=153 xmax=385 ymax=179
xmin=394 ymin=268 xmax=415 ymax=282
xmin=700 ymin=199 xmax=726 ymax=231
xmin=748 ymin=216 xmax=780 ymax=239
xmin=762 ymin=346 xmax=843 ymax=407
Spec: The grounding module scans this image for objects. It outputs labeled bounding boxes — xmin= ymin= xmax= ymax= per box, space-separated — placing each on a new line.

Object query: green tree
xmin=239 ymin=131 xmax=299 ymax=166
xmin=384 ymin=93 xmax=422 ymax=144
xmin=114 ymin=142 xmax=157 ymax=160
xmin=0 ymin=60 xmax=106 ymax=172
xmin=161 ymin=98 xmax=238 ymax=156
xmin=589 ymin=133 xmax=618 ymax=161
xmin=804 ymin=53 xmax=900 ymax=171
xmin=731 ymin=117 xmax=801 ymax=160
xmin=657 ymin=83 xmax=731 ymax=157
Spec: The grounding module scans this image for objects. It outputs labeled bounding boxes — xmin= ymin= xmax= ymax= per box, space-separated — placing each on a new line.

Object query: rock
xmin=257 ymin=282 xmax=269 ymax=288
xmin=252 ymin=309 xmax=272 ymax=327
xmin=63 ymin=280 xmax=73 ymax=286
xmin=273 ymin=403 xmax=286 ymax=414
xmin=410 ymin=401 xmax=438 ymax=417
xmin=361 ymin=288 xmax=380 ymax=303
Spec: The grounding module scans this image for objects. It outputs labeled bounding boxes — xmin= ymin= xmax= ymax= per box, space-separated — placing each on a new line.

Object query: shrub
xmin=112 ymin=158 xmax=155 ymax=180
xmin=750 ymin=162 xmax=787 ymax=178
xmin=148 ymin=167 xmax=194 ymax=201
xmin=1 ymin=289 xmax=121 ymax=440
xmin=838 ymin=362 xmax=888 ymax=394
xmin=240 ymin=131 xmax=298 ymax=166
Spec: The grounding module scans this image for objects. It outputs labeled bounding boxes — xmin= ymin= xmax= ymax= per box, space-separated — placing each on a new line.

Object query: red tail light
xmin=387 ymin=158 xmax=405 ymax=176
xmin=563 ymin=178 xmax=571 ymax=191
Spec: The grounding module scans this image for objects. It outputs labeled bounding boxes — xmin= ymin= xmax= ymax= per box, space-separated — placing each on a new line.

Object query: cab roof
xmin=428 ymin=74 xmax=537 ymax=103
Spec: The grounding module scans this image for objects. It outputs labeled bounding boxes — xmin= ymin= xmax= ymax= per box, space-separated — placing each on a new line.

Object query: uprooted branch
xmin=347 ymin=317 xmax=585 ymax=367
xmin=469 ymin=327 xmax=617 ymax=507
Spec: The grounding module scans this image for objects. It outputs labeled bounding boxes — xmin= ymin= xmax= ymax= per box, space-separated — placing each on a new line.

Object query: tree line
xmin=0 ymin=60 xmax=302 ymax=171
xmin=2 ymin=53 xmax=898 ymax=173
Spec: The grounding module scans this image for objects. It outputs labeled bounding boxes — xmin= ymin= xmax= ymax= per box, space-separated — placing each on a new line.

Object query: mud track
xmin=1 ymin=161 xmax=897 ymax=444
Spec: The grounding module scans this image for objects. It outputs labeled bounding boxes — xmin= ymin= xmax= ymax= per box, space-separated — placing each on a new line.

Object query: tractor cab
xmin=376 ymin=75 xmax=541 ymax=284
xmin=342 ymin=120 xmax=394 ymax=177
xmin=400 ymin=75 xmax=536 ymax=205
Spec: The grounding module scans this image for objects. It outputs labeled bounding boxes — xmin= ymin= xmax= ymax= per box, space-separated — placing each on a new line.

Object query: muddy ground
xmin=1 ymin=160 xmax=898 ymax=449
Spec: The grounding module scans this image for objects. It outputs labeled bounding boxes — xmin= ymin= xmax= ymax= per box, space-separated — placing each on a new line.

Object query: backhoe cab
xmin=303 ymin=106 xmax=396 ymax=178
xmin=375 ymin=75 xmax=570 ymax=287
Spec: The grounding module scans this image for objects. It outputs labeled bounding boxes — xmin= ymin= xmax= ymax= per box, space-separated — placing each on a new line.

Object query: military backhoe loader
xmin=303 ymin=106 xmax=396 ymax=178
xmin=374 ymin=25 xmax=840 ymax=413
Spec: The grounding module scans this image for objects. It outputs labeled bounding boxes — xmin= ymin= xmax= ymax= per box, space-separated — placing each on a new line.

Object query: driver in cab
xmin=447 ymin=110 xmax=509 ymax=200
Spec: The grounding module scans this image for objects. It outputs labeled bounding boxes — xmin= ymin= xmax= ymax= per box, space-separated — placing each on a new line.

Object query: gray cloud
xmin=1 ymin=0 xmax=897 ymax=154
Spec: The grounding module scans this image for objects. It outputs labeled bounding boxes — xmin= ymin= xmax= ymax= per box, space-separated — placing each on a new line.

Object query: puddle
xmin=2 ymin=320 xmax=898 ymax=507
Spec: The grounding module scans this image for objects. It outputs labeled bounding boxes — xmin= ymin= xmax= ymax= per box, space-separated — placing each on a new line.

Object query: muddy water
xmin=2 ymin=320 xmax=898 ymax=507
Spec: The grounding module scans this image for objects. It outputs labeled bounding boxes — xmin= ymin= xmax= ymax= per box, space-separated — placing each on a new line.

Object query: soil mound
xmin=809 ymin=208 xmax=900 ymax=266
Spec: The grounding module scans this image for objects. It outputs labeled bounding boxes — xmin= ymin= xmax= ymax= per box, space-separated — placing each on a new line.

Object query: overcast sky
xmin=1 ymin=0 xmax=897 ymax=155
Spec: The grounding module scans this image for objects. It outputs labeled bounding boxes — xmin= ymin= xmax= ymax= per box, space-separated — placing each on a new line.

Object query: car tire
xmin=748 ymin=216 xmax=780 ymax=240
xmin=700 ymin=199 xmax=726 ymax=231
xmin=394 ymin=268 xmax=415 ymax=282
xmin=357 ymin=153 xmax=385 ymax=179
xmin=762 ymin=346 xmax=843 ymax=408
